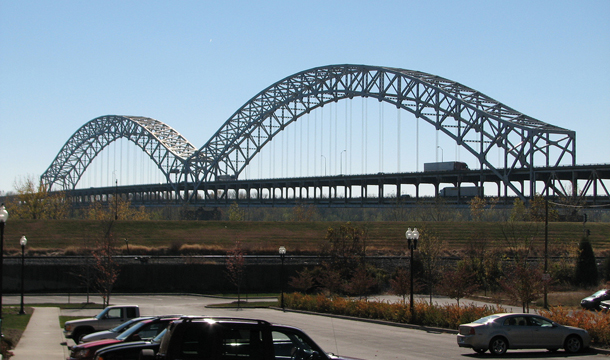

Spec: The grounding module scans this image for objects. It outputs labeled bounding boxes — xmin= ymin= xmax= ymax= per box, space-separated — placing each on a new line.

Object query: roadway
xmin=4 ymin=294 xmax=606 ymax=359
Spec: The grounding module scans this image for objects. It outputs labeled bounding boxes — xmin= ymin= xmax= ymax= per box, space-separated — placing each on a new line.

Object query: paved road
xmin=4 ymin=294 xmax=605 ymax=359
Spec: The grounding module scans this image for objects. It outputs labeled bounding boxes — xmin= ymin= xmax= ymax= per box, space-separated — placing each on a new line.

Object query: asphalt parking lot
xmin=4 ymin=294 xmax=607 ymax=359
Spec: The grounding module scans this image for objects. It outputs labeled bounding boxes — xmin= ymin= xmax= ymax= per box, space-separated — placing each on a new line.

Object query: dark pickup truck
xmin=140 ymin=316 xmax=363 ymax=360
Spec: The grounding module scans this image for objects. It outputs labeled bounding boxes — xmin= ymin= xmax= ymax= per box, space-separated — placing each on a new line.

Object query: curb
xmin=270 ymin=307 xmax=457 ymax=334
xmin=271 ymin=307 xmax=610 ymax=355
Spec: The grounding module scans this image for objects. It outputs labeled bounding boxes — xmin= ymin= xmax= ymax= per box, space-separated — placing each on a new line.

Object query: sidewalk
xmin=11 ymin=307 xmax=67 ymax=360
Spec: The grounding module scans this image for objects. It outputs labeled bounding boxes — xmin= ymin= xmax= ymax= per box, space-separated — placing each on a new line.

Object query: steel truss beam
xmin=190 ymin=64 xmax=575 ymax=199
xmin=41 ymin=115 xmax=197 ymax=192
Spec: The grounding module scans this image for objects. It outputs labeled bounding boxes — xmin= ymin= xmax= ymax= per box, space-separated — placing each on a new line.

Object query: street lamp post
xmin=19 ymin=235 xmax=27 ymax=315
xmin=0 ymin=203 xmax=9 ymax=328
xmin=124 ymin=238 xmax=130 ymax=254
xmin=406 ymin=227 xmax=420 ymax=318
xmin=279 ymin=246 xmax=286 ymax=310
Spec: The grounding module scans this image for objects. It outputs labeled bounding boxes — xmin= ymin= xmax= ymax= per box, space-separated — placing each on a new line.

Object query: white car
xmin=457 ymin=313 xmax=590 ymax=355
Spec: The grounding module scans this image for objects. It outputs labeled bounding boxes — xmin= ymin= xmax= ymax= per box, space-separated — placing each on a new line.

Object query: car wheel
xmin=474 ymin=348 xmax=486 ymax=354
xmin=72 ymin=329 xmax=89 ymax=343
xmin=489 ymin=336 xmax=508 ymax=356
xmin=564 ymin=335 xmax=583 ymax=353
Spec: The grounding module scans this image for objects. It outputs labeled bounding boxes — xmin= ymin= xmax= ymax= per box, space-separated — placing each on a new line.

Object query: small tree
xmin=574 ymin=237 xmax=598 ymax=288
xmin=417 ymin=227 xmax=445 ymax=304
xmin=509 ymin=198 xmax=528 ymax=222
xmin=226 ymin=241 xmax=246 ymax=307
xmin=228 ymin=202 xmax=246 ymax=221
xmin=469 ymin=196 xmax=486 ymax=221
xmin=389 ymin=267 xmax=411 ymax=304
xmin=292 ymin=203 xmax=317 ymax=221
xmin=323 ymin=222 xmax=368 ymax=280
xmin=288 ymin=267 xmax=316 ymax=293
xmin=438 ymin=266 xmax=478 ymax=307
xmin=500 ymin=263 xmax=547 ymax=313
xmin=343 ymin=266 xmax=377 ymax=300
xmin=92 ymin=221 xmax=121 ymax=307
xmin=8 ymin=175 xmax=71 ymax=219
xmin=316 ymin=263 xmax=343 ymax=296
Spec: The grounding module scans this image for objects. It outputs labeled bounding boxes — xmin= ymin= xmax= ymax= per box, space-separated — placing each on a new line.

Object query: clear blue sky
xmin=1 ymin=0 xmax=609 ymax=194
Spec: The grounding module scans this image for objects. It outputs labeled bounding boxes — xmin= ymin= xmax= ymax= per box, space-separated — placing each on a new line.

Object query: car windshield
xmin=152 ymin=328 xmax=167 ymax=344
xmin=116 ymin=320 xmax=149 ymax=340
xmin=110 ymin=318 xmax=143 ymax=333
xmin=473 ymin=315 xmax=501 ymax=324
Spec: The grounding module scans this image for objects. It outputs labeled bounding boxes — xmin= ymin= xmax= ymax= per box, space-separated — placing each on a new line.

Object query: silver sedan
xmin=457 ymin=313 xmax=591 ymax=355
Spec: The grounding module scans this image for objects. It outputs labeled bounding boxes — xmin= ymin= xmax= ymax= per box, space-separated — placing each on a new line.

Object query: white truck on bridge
xmin=424 ymin=161 xmax=469 ymax=172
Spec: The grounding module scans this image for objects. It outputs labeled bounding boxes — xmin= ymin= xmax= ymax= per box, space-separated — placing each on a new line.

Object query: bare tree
xmin=226 ymin=241 xmax=246 ymax=307
xmin=92 ymin=221 xmax=121 ymax=307
xmin=438 ymin=266 xmax=478 ymax=307
xmin=389 ymin=267 xmax=411 ymax=304
xmin=417 ymin=227 xmax=445 ymax=304
xmin=500 ymin=262 xmax=548 ymax=312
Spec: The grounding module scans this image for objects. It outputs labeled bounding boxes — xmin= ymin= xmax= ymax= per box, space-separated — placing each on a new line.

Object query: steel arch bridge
xmin=42 ymin=64 xmax=576 ymax=199
xmin=41 ymin=115 xmax=198 ymax=192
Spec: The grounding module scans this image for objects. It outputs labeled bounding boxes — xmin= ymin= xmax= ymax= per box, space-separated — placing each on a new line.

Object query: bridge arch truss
xmin=41 ymin=115 xmax=198 ymax=192
xmin=191 ymin=64 xmax=575 ymax=199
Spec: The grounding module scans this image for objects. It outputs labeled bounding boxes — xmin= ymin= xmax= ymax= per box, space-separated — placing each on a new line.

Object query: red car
xmin=68 ymin=317 xmax=177 ymax=360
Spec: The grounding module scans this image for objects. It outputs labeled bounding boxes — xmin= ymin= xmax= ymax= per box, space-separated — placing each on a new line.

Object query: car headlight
xmin=65 ymin=324 xmax=73 ymax=331
xmin=74 ymin=348 xmax=91 ymax=358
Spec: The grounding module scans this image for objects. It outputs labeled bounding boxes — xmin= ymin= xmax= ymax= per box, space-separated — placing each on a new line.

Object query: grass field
xmin=3 ymin=219 xmax=610 ymax=255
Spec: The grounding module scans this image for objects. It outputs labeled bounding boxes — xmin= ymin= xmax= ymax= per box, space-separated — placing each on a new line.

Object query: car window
xmin=528 ymin=316 xmax=553 ymax=327
xmin=219 ymin=326 xmax=265 ymax=360
xmin=503 ymin=316 xmax=527 ymax=326
xmin=107 ymin=308 xmax=122 ymax=319
xmin=272 ymin=330 xmax=318 ymax=360
xmin=152 ymin=328 xmax=167 ymax=344
xmin=111 ymin=317 xmax=142 ymax=332
xmin=117 ymin=321 xmax=148 ymax=340
xmin=126 ymin=307 xmax=138 ymax=318
xmin=138 ymin=322 xmax=167 ymax=340
xmin=473 ymin=315 xmax=501 ymax=324
xmin=171 ymin=322 xmax=211 ymax=359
